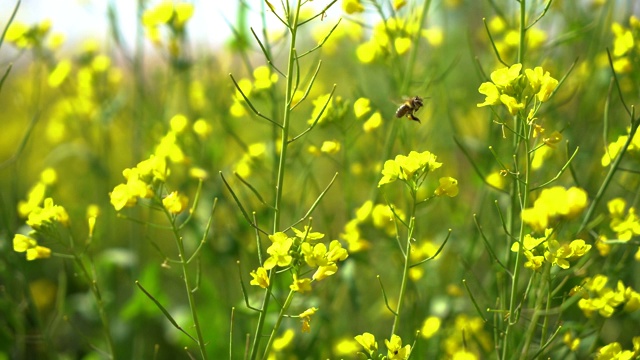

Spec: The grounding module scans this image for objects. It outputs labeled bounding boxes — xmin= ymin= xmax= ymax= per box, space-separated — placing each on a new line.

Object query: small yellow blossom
xmin=290 ymin=274 xmax=312 ymax=293
xmin=162 ymin=191 xmax=189 ymax=214
xmin=170 ymin=114 xmax=189 ymax=133
xmin=394 ymin=37 xmax=412 ymax=55
xmin=320 ymin=140 xmax=341 ymax=154
xmin=313 ymin=263 xmax=338 ymax=281
xmin=421 ymin=316 xmax=441 ymax=338
xmin=343 ymin=0 xmax=365 ymax=14
xmin=385 ymin=334 xmax=411 ymax=360
xmin=249 ymin=267 xmax=270 ymax=288
xmin=363 ymin=111 xmax=383 ymax=132
xmin=299 ymin=307 xmax=318 ymax=332
xmin=435 ymin=177 xmax=459 ymax=197
xmin=355 ymin=332 xmax=378 ymax=356
xmin=263 ymin=234 xmax=293 ymax=270
xmin=27 ymin=198 xmax=70 ymax=229
xmin=354 ymin=97 xmax=371 ymax=118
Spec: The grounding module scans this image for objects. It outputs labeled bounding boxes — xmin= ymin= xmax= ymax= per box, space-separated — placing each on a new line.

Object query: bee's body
xmin=395 ymin=96 xmax=424 ymax=123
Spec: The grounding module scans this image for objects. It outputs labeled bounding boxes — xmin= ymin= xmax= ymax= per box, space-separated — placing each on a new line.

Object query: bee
xmin=395 ymin=96 xmax=424 ymax=123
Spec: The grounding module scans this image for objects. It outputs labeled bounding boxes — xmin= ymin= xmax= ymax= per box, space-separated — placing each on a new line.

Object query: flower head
xmin=385 ymin=334 xmax=411 ymax=360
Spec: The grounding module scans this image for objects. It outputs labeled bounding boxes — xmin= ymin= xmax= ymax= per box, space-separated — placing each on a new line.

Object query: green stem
xmin=165 ymin=209 xmax=208 ymax=359
xmin=71 ymin=251 xmax=115 ymax=359
xmin=502 ymin=1 xmax=529 ymax=358
xmin=250 ymin=3 xmax=302 ymax=359
xmin=390 ymin=199 xmax=417 ymax=337
xmin=273 ymin=1 xmax=301 ymax=233
xmin=261 ymin=290 xmax=296 ymax=360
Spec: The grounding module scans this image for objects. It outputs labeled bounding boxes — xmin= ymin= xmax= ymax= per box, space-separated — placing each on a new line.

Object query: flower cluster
xmin=249 ymin=226 xmax=349 ymax=292
xmin=110 ymin=123 xmax=192 ymax=214
xmin=5 ymin=19 xmax=62 ymax=49
xmin=355 ymin=333 xmax=411 ymax=360
xmin=342 ymin=4 xmax=442 ymax=64
xmin=13 ymin=234 xmax=52 ymax=261
xmin=610 ymin=15 xmax=640 ymax=74
xmin=511 ymin=228 xmax=591 ymax=271
xmin=12 ymin=197 xmax=70 ymax=261
xmin=440 ymin=314 xmax=493 ymax=359
xmin=234 ymin=142 xmax=267 ymax=178
xmin=477 ymin=64 xmax=558 ymax=116
xmin=575 ymin=275 xmax=640 ymax=318
xmin=110 ymin=155 xmax=168 ymax=211
xmin=521 ymin=186 xmax=588 ymax=232
xmin=595 ymin=337 xmax=640 ymax=360
xmin=607 ymin=198 xmax=640 ymax=241
xmin=601 ymin=126 xmax=640 ymax=167
xmin=340 ymin=200 xmax=407 ymax=252
xmin=142 ymin=0 xmax=194 ymax=56
xmin=230 ymin=66 xmax=279 ymax=118
xmin=485 ymin=16 xmax=548 ymax=60
xmin=378 ymin=150 xmax=443 ymax=187
xmin=17 ymin=168 xmax=57 ymax=218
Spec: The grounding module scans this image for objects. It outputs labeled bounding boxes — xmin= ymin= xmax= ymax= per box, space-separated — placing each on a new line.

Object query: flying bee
xmin=395 ymin=96 xmax=424 ymax=123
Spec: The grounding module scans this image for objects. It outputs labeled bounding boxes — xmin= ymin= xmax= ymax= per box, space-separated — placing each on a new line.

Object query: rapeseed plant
xmin=3 ymin=0 xmax=640 ymax=359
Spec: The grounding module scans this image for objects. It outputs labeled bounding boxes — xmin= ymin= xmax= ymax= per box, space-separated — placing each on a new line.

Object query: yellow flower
xmin=491 ymin=63 xmax=522 ymax=89
xmin=378 ymin=159 xmax=401 ymax=187
xmin=363 ymin=111 xmax=383 ymax=132
xmin=193 ymin=118 xmax=212 ymax=139
xmin=272 ymin=329 xmax=294 ymax=351
xmin=27 ymin=198 xmax=70 ymax=229
xmin=355 ymin=332 xmax=378 ymax=355
xmin=434 ymin=177 xmax=459 ymax=197
xmin=563 ymin=332 xmax=580 ymax=351
xmin=18 ymin=182 xmax=47 ymax=218
xmin=263 ymin=235 xmax=293 ymax=269
xmin=253 ymin=65 xmax=278 ymax=90
xmin=354 ymin=97 xmax=371 ymax=118
xmin=422 ymin=27 xmax=443 ymax=46
xmin=312 ymin=263 xmax=338 ymax=281
xmin=48 ymin=60 xmax=72 ymax=88
xmin=249 ymin=267 xmax=270 ymax=288
xmin=499 ymin=94 xmax=525 ymax=115
xmin=421 ymin=316 xmax=441 ymax=339
xmin=320 ymin=140 xmax=341 ymax=154
xmin=162 ymin=191 xmax=189 ymax=214
xmin=13 ymin=234 xmax=37 ymax=253
xmin=612 ymin=22 xmax=634 ymax=57
xmin=169 ymin=114 xmax=189 ymax=133
xmin=289 ymin=274 xmax=312 ymax=293
xmin=394 ymin=37 xmax=412 ymax=55
xmin=342 ymin=0 xmax=365 ymax=14
xmin=26 ymin=246 xmax=52 ymax=261
xmin=385 ymin=334 xmax=411 ymax=360
xmin=477 ymin=82 xmax=501 ymax=107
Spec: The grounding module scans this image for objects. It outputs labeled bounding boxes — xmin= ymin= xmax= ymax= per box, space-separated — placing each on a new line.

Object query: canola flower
xmin=510 ymin=228 xmax=591 ymax=271
xmin=576 ymin=275 xmax=640 ymax=318
xmin=249 ymin=227 xmax=348 ymax=290
xmin=609 ymin=16 xmax=640 ymax=73
xmin=477 ymin=64 xmax=558 ymax=116
xmin=521 ymin=186 xmax=588 ymax=232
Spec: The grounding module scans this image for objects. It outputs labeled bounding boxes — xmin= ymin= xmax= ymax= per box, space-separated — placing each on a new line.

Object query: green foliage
xmin=1 ymin=0 xmax=640 ymax=359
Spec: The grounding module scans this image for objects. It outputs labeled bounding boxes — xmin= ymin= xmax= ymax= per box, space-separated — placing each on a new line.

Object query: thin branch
xmin=410 ymin=229 xmax=452 ymax=267
xmin=229 ymin=73 xmax=282 ymax=128
xmin=250 ymin=27 xmax=285 ymax=77
xmin=290 ymin=60 xmax=322 ymax=111
xmin=297 ymin=18 xmax=342 ymax=59
xmin=288 ymin=84 xmax=337 ymax=143
xmin=219 ymin=172 xmax=269 ymax=236
xmin=284 ymin=172 xmax=339 ymax=231
xmin=135 ymin=281 xmax=197 ymax=343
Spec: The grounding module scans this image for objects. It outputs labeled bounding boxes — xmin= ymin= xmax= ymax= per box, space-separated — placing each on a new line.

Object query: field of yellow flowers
xmin=2 ymin=0 xmax=640 ymax=359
